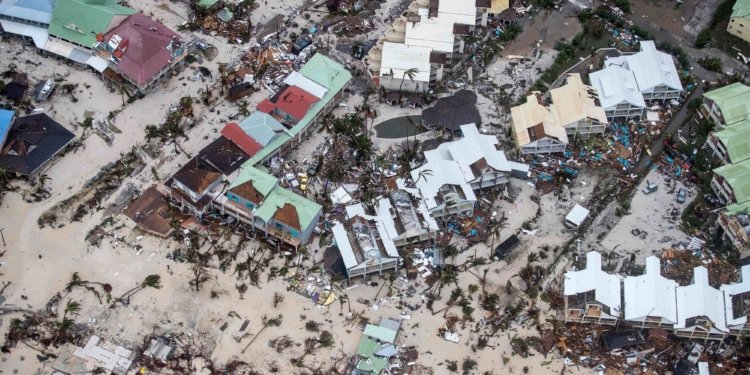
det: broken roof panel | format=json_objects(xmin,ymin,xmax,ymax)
[
  {"xmin": 720, "ymin": 265, "xmax": 750, "ymax": 328},
  {"xmin": 564, "ymin": 251, "xmax": 622, "ymax": 313},
  {"xmin": 623, "ymin": 256, "xmax": 678, "ymax": 324},
  {"xmin": 675, "ymin": 266, "xmax": 727, "ymax": 332}
]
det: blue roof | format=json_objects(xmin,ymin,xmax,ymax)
[
  {"xmin": 0, "ymin": 109, "xmax": 15, "ymax": 149},
  {"xmin": 237, "ymin": 112, "xmax": 286, "ymax": 147},
  {"xmin": 0, "ymin": 0, "xmax": 55, "ymax": 25}
]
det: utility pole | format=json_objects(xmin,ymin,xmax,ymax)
[{"xmin": 0, "ymin": 228, "xmax": 5, "ymax": 246}]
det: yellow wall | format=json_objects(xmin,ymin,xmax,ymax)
[{"xmin": 728, "ymin": 17, "xmax": 750, "ymax": 44}]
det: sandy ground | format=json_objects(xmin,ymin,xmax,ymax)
[{"xmin": 0, "ymin": 0, "xmax": 687, "ymax": 374}]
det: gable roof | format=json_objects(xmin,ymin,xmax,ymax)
[
  {"xmin": 0, "ymin": 113, "xmax": 75, "ymax": 176},
  {"xmin": 712, "ymin": 119, "xmax": 750, "ymax": 164},
  {"xmin": 171, "ymin": 137, "xmax": 248, "ymax": 194},
  {"xmin": 437, "ymin": 124, "xmax": 511, "ymax": 180},
  {"xmin": 624, "ymin": 41, "xmax": 683, "ymax": 93},
  {"xmin": 511, "ymin": 92, "xmax": 568, "ymax": 147},
  {"xmin": 221, "ymin": 122, "xmax": 264, "ymax": 156},
  {"xmin": 228, "ymin": 166, "xmax": 278, "ymax": 205},
  {"xmin": 675, "ymin": 266, "xmax": 727, "ymax": 332},
  {"xmin": 623, "ymin": 256, "xmax": 678, "ymax": 324},
  {"xmin": 589, "ymin": 65, "xmax": 646, "ymax": 110},
  {"xmin": 714, "ymin": 158, "xmax": 750, "ymax": 204},
  {"xmin": 0, "ymin": 0, "xmax": 55, "ymax": 24},
  {"xmin": 549, "ymin": 73, "xmax": 608, "ymax": 126},
  {"xmin": 732, "ymin": 0, "xmax": 750, "ymax": 19},
  {"xmin": 703, "ymin": 83, "xmax": 750, "ymax": 126},
  {"xmin": 563, "ymin": 251, "xmax": 623, "ymax": 313},
  {"xmin": 102, "ymin": 12, "xmax": 182, "ymax": 86},
  {"xmin": 48, "ymin": 0, "xmax": 136, "ymax": 47},
  {"xmin": 253, "ymin": 186, "xmax": 321, "ymax": 232},
  {"xmin": 363, "ymin": 324, "xmax": 397, "ymax": 344}
]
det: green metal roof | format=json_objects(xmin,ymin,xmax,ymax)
[
  {"xmin": 715, "ymin": 158, "xmax": 750, "ymax": 204},
  {"xmin": 356, "ymin": 338, "xmax": 382, "ymax": 357},
  {"xmin": 228, "ymin": 166, "xmax": 277, "ymax": 196},
  {"xmin": 48, "ymin": 0, "xmax": 136, "ymax": 47},
  {"xmin": 363, "ymin": 324, "xmax": 397, "ymax": 344},
  {"xmin": 732, "ymin": 0, "xmax": 750, "ymax": 19},
  {"xmin": 712, "ymin": 119, "xmax": 750, "ymax": 164},
  {"xmin": 237, "ymin": 112, "xmax": 287, "ymax": 147},
  {"xmin": 196, "ymin": 0, "xmax": 220, "ymax": 8},
  {"xmin": 357, "ymin": 356, "xmax": 388, "ymax": 374},
  {"xmin": 703, "ymin": 83, "xmax": 750, "ymax": 126},
  {"xmin": 253, "ymin": 186, "xmax": 322, "ymax": 231},
  {"xmin": 244, "ymin": 54, "xmax": 351, "ymax": 166},
  {"xmin": 726, "ymin": 199, "xmax": 750, "ymax": 215}
]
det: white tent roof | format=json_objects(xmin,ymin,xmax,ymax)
[
  {"xmin": 623, "ymin": 256, "xmax": 678, "ymax": 323},
  {"xmin": 720, "ymin": 265, "xmax": 750, "ymax": 329},
  {"xmin": 380, "ymin": 42, "xmax": 431, "ymax": 82},
  {"xmin": 625, "ymin": 40, "xmax": 683, "ymax": 93},
  {"xmin": 675, "ymin": 266, "xmax": 727, "ymax": 332},
  {"xmin": 589, "ymin": 65, "xmax": 646, "ymax": 110},
  {"xmin": 404, "ymin": 17, "xmax": 456, "ymax": 52},
  {"xmin": 283, "ymin": 71, "xmax": 328, "ymax": 99},
  {"xmin": 565, "ymin": 204, "xmax": 590, "ymax": 227},
  {"xmin": 564, "ymin": 251, "xmax": 622, "ymax": 313}
]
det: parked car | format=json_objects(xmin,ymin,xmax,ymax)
[
  {"xmin": 196, "ymin": 41, "xmax": 213, "ymax": 51},
  {"xmin": 677, "ymin": 188, "xmax": 686, "ymax": 203},
  {"xmin": 688, "ymin": 174, "xmax": 703, "ymax": 184},
  {"xmin": 703, "ymin": 193, "xmax": 725, "ymax": 207},
  {"xmin": 642, "ymin": 183, "xmax": 658, "ymax": 194},
  {"xmin": 299, "ymin": 175, "xmax": 309, "ymax": 191},
  {"xmin": 663, "ymin": 147, "xmax": 678, "ymax": 159},
  {"xmin": 308, "ymin": 159, "xmax": 320, "ymax": 176},
  {"xmin": 663, "ymin": 139, "xmax": 678, "ymax": 149}
]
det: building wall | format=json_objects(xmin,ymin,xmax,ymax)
[
  {"xmin": 710, "ymin": 174, "xmax": 736, "ymax": 204},
  {"xmin": 728, "ymin": 17, "xmax": 750, "ymax": 44},
  {"xmin": 605, "ymin": 101, "xmax": 645, "ymax": 119},
  {"xmin": 379, "ymin": 75, "xmax": 427, "ymax": 93},
  {"xmin": 642, "ymin": 84, "xmax": 681, "ymax": 102},
  {"xmin": 705, "ymin": 134, "xmax": 731, "ymax": 165},
  {"xmin": 266, "ymin": 207, "xmax": 321, "ymax": 245},
  {"xmin": 564, "ymin": 119, "xmax": 606, "ymax": 139},
  {"xmin": 272, "ymin": 108, "xmax": 301, "ymax": 124},
  {"xmin": 702, "ymin": 99, "xmax": 726, "ymax": 127},
  {"xmin": 0, "ymin": 14, "xmax": 49, "ymax": 28},
  {"xmin": 718, "ymin": 212, "xmax": 749, "ymax": 251},
  {"xmin": 520, "ymin": 137, "xmax": 567, "ymax": 155}
]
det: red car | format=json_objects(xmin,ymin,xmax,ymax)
[{"xmin": 663, "ymin": 139, "xmax": 678, "ymax": 149}]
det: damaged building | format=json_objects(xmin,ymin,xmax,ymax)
[{"xmin": 563, "ymin": 251, "xmax": 622, "ymax": 326}]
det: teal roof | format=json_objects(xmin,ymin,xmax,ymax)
[
  {"xmin": 196, "ymin": 0, "xmax": 220, "ymax": 8},
  {"xmin": 228, "ymin": 166, "xmax": 277, "ymax": 196},
  {"xmin": 253, "ymin": 186, "xmax": 322, "ymax": 231},
  {"xmin": 238, "ymin": 112, "xmax": 286, "ymax": 147},
  {"xmin": 703, "ymin": 83, "xmax": 750, "ymax": 126},
  {"xmin": 356, "ymin": 338, "xmax": 382, "ymax": 357},
  {"xmin": 357, "ymin": 356, "xmax": 388, "ymax": 374},
  {"xmin": 244, "ymin": 54, "xmax": 351, "ymax": 166},
  {"xmin": 715, "ymin": 158, "xmax": 750, "ymax": 204},
  {"xmin": 726, "ymin": 199, "xmax": 750, "ymax": 215},
  {"xmin": 363, "ymin": 324, "xmax": 397, "ymax": 344},
  {"xmin": 48, "ymin": 0, "xmax": 136, "ymax": 47},
  {"xmin": 732, "ymin": 0, "xmax": 750, "ymax": 19},
  {"xmin": 712, "ymin": 119, "xmax": 750, "ymax": 164}
]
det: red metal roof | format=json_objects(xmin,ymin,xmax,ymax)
[
  {"xmin": 104, "ymin": 12, "xmax": 183, "ymax": 87},
  {"xmin": 256, "ymin": 86, "xmax": 319, "ymax": 121},
  {"xmin": 221, "ymin": 122, "xmax": 263, "ymax": 156}
]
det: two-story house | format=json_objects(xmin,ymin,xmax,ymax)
[
  {"xmin": 701, "ymin": 82, "xmax": 750, "ymax": 128},
  {"xmin": 332, "ymin": 215, "xmax": 401, "ymax": 281},
  {"xmin": 563, "ymin": 251, "xmax": 622, "ymax": 326},
  {"xmin": 164, "ymin": 137, "xmax": 249, "ymax": 217},
  {"xmin": 0, "ymin": 0, "xmax": 54, "ymax": 49},
  {"xmin": 728, "ymin": 0, "xmax": 750, "ymax": 44},
  {"xmin": 221, "ymin": 112, "xmax": 289, "ymax": 157},
  {"xmin": 549, "ymin": 73, "xmax": 609, "ymax": 139},
  {"xmin": 705, "ymin": 119, "xmax": 750, "ymax": 166},
  {"xmin": 674, "ymin": 266, "xmax": 729, "ymax": 342},
  {"xmin": 604, "ymin": 40, "xmax": 683, "ymax": 102},
  {"xmin": 718, "ymin": 200, "xmax": 750, "ymax": 251},
  {"xmin": 589, "ymin": 65, "xmax": 647, "ymax": 120},
  {"xmin": 623, "ymin": 256, "xmax": 678, "ymax": 329},
  {"xmin": 511, "ymin": 92, "xmax": 569, "ymax": 155},
  {"xmin": 711, "ymin": 158, "xmax": 750, "ymax": 206}
]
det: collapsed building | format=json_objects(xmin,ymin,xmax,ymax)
[
  {"xmin": 510, "ymin": 73, "xmax": 608, "ymax": 155},
  {"xmin": 564, "ymin": 251, "xmax": 750, "ymax": 341},
  {"xmin": 364, "ymin": 0, "xmax": 501, "ymax": 91}
]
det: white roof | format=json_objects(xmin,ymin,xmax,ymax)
[
  {"xmin": 589, "ymin": 65, "xmax": 646, "ymax": 110},
  {"xmin": 331, "ymin": 186, "xmax": 352, "ymax": 205},
  {"xmin": 623, "ymin": 256, "xmax": 678, "ymax": 324},
  {"xmin": 720, "ymin": 265, "xmax": 750, "ymax": 329},
  {"xmin": 342, "ymin": 202, "xmax": 402, "ymax": 259},
  {"xmin": 380, "ymin": 42, "xmax": 431, "ymax": 83},
  {"xmin": 404, "ymin": 17, "xmax": 456, "ymax": 52},
  {"xmin": 625, "ymin": 40, "xmax": 683, "ymax": 93},
  {"xmin": 565, "ymin": 204, "xmax": 590, "ymax": 226},
  {"xmin": 0, "ymin": 19, "xmax": 48, "ymax": 48},
  {"xmin": 438, "ymin": 124, "xmax": 511, "ymax": 180},
  {"xmin": 437, "ymin": 0, "xmax": 477, "ymax": 25},
  {"xmin": 564, "ymin": 251, "xmax": 622, "ymax": 313},
  {"xmin": 332, "ymin": 223, "xmax": 359, "ymax": 269},
  {"xmin": 283, "ymin": 71, "xmax": 328, "ymax": 99},
  {"xmin": 86, "ymin": 55, "xmax": 108, "ymax": 73},
  {"xmin": 675, "ymin": 266, "xmax": 727, "ymax": 332}
]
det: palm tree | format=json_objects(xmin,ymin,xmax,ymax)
[
  {"xmin": 488, "ymin": 214, "xmax": 509, "ymax": 258},
  {"xmin": 110, "ymin": 275, "xmax": 161, "ymax": 308},
  {"xmin": 410, "ymin": 169, "xmax": 433, "ymax": 188},
  {"xmin": 241, "ymin": 314, "xmax": 283, "ymax": 353},
  {"xmin": 398, "ymin": 68, "xmax": 418, "ymax": 94},
  {"xmin": 36, "ymin": 173, "xmax": 51, "ymax": 190}
]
